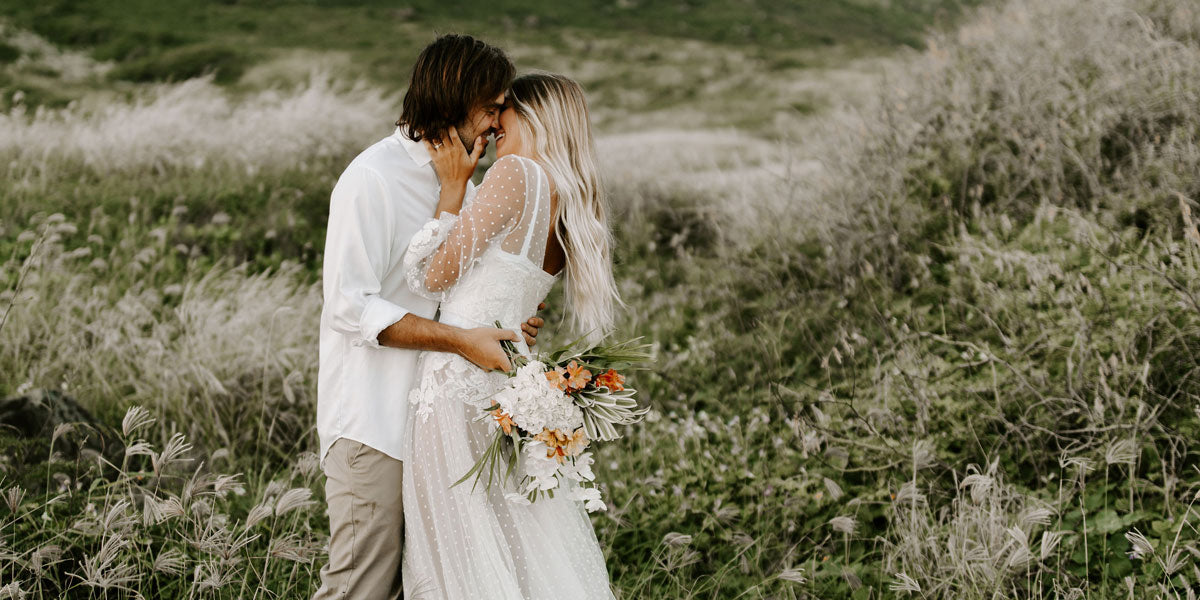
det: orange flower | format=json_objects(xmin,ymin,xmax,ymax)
[
  {"xmin": 564, "ymin": 427, "xmax": 589, "ymax": 456},
  {"xmin": 546, "ymin": 366, "xmax": 570, "ymax": 391},
  {"xmin": 593, "ymin": 369, "xmax": 625, "ymax": 392},
  {"xmin": 534, "ymin": 428, "xmax": 570, "ymax": 464},
  {"xmin": 564, "ymin": 361, "xmax": 592, "ymax": 392},
  {"xmin": 491, "ymin": 409, "xmax": 514, "ymax": 435}
]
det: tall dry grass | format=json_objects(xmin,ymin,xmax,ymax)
[
  {"xmin": 0, "ymin": 212, "xmax": 321, "ymax": 459},
  {"xmin": 0, "ymin": 72, "xmax": 394, "ymax": 184}
]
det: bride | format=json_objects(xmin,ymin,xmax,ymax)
[{"xmin": 400, "ymin": 72, "xmax": 620, "ymax": 599}]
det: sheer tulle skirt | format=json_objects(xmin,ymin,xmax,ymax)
[{"xmin": 401, "ymin": 346, "xmax": 615, "ymax": 600}]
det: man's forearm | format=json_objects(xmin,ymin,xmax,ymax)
[{"xmin": 377, "ymin": 313, "xmax": 463, "ymax": 354}]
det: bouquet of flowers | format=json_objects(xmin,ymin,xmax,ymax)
[{"xmin": 454, "ymin": 323, "xmax": 653, "ymax": 512}]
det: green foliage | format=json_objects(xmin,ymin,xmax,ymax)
[{"xmin": 109, "ymin": 44, "xmax": 249, "ymax": 84}]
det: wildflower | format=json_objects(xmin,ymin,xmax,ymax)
[{"xmin": 593, "ymin": 369, "xmax": 625, "ymax": 391}]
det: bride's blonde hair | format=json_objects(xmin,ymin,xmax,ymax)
[{"xmin": 508, "ymin": 73, "xmax": 620, "ymax": 341}]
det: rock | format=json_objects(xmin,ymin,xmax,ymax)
[{"xmin": 0, "ymin": 389, "xmax": 123, "ymax": 466}]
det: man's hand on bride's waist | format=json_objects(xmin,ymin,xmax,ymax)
[
  {"xmin": 454, "ymin": 326, "xmax": 519, "ymax": 372},
  {"xmin": 522, "ymin": 302, "xmax": 547, "ymax": 347}
]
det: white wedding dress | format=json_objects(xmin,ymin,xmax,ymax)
[{"xmin": 400, "ymin": 154, "xmax": 616, "ymax": 600}]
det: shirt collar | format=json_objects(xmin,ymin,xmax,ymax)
[{"xmin": 394, "ymin": 127, "xmax": 432, "ymax": 167}]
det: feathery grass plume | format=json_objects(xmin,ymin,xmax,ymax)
[
  {"xmin": 152, "ymin": 548, "xmax": 187, "ymax": 576},
  {"xmin": 141, "ymin": 493, "xmax": 166, "ymax": 526},
  {"xmin": 244, "ymin": 502, "xmax": 274, "ymax": 529},
  {"xmin": 829, "ymin": 516, "xmax": 858, "ymax": 535},
  {"xmin": 1104, "ymin": 438, "xmax": 1139, "ymax": 466},
  {"xmin": 662, "ymin": 532, "xmax": 693, "ymax": 548},
  {"xmin": 50, "ymin": 422, "xmax": 74, "ymax": 446},
  {"xmin": 1004, "ymin": 526, "xmax": 1034, "ymax": 570},
  {"xmin": 121, "ymin": 405, "xmax": 155, "ymax": 438},
  {"xmin": 268, "ymin": 532, "xmax": 317, "ymax": 562},
  {"xmin": 99, "ymin": 499, "xmax": 137, "ymax": 535},
  {"xmin": 890, "ymin": 572, "xmax": 922, "ymax": 593},
  {"xmin": 1125, "ymin": 530, "xmax": 1154, "ymax": 560},
  {"xmin": 0, "ymin": 582, "xmax": 25, "ymax": 600},
  {"xmin": 273, "ymin": 487, "xmax": 315, "ymax": 517},
  {"xmin": 1018, "ymin": 505, "xmax": 1055, "ymax": 529},
  {"xmin": 124, "ymin": 440, "xmax": 154, "ymax": 460},
  {"xmin": 192, "ymin": 559, "xmax": 235, "ymax": 591},
  {"xmin": 212, "ymin": 474, "xmax": 246, "ymax": 497},
  {"xmin": 823, "ymin": 477, "xmax": 845, "ymax": 501},
  {"xmin": 293, "ymin": 452, "xmax": 321, "ymax": 479},
  {"xmin": 28, "ymin": 544, "xmax": 62, "ymax": 574},
  {"xmin": 3, "ymin": 486, "xmax": 24, "ymax": 513},
  {"xmin": 75, "ymin": 534, "xmax": 138, "ymax": 592},
  {"xmin": 777, "ymin": 567, "xmax": 806, "ymax": 584},
  {"xmin": 959, "ymin": 472, "xmax": 995, "ymax": 505},
  {"xmin": 152, "ymin": 432, "xmax": 193, "ymax": 475},
  {"xmin": 1040, "ymin": 531, "xmax": 1068, "ymax": 561},
  {"xmin": 894, "ymin": 481, "xmax": 927, "ymax": 506}
]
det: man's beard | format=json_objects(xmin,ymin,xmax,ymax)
[{"xmin": 460, "ymin": 129, "xmax": 489, "ymax": 154}]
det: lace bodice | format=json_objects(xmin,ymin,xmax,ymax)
[{"xmin": 404, "ymin": 154, "xmax": 557, "ymax": 330}]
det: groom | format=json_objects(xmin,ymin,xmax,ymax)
[{"xmin": 313, "ymin": 35, "xmax": 540, "ymax": 599}]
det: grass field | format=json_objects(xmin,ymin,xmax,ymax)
[{"xmin": 2, "ymin": 0, "xmax": 1200, "ymax": 597}]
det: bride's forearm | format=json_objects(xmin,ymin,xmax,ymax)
[{"xmin": 434, "ymin": 181, "xmax": 468, "ymax": 216}]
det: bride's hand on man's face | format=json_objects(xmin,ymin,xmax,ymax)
[{"xmin": 426, "ymin": 125, "xmax": 484, "ymax": 189}]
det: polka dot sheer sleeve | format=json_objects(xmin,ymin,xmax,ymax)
[{"xmin": 404, "ymin": 155, "xmax": 533, "ymax": 301}]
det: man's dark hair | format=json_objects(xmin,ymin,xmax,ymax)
[{"xmin": 397, "ymin": 34, "xmax": 515, "ymax": 142}]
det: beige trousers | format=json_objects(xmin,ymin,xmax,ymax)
[{"xmin": 313, "ymin": 438, "xmax": 405, "ymax": 600}]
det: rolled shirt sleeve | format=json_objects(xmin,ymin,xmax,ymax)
[{"xmin": 322, "ymin": 164, "xmax": 412, "ymax": 348}]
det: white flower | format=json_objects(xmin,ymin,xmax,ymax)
[
  {"xmin": 573, "ymin": 486, "xmax": 606, "ymax": 512},
  {"xmin": 563, "ymin": 452, "xmax": 596, "ymax": 482},
  {"xmin": 523, "ymin": 442, "xmax": 560, "ymax": 491},
  {"xmin": 502, "ymin": 362, "xmax": 583, "ymax": 434}
]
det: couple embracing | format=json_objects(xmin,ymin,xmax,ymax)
[{"xmin": 313, "ymin": 34, "xmax": 620, "ymax": 599}]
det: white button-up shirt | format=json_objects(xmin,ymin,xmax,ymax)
[{"xmin": 317, "ymin": 127, "xmax": 476, "ymax": 465}]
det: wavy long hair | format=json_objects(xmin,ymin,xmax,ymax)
[{"xmin": 508, "ymin": 73, "xmax": 620, "ymax": 341}]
